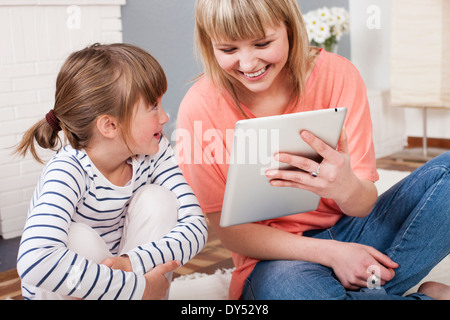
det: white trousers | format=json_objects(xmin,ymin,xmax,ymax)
[{"xmin": 37, "ymin": 185, "xmax": 178, "ymax": 300}]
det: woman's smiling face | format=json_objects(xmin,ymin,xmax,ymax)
[{"xmin": 212, "ymin": 23, "xmax": 290, "ymax": 96}]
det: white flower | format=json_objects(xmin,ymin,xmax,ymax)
[
  {"xmin": 303, "ymin": 6, "xmax": 350, "ymax": 46},
  {"xmin": 310, "ymin": 22, "xmax": 331, "ymax": 44},
  {"xmin": 331, "ymin": 7, "xmax": 350, "ymax": 33},
  {"xmin": 331, "ymin": 7, "xmax": 349, "ymax": 23},
  {"xmin": 316, "ymin": 7, "xmax": 331, "ymax": 22}
]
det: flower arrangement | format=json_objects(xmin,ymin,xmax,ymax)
[{"xmin": 303, "ymin": 7, "xmax": 350, "ymax": 53}]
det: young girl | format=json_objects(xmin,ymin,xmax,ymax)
[
  {"xmin": 15, "ymin": 43, "xmax": 207, "ymax": 300},
  {"xmin": 176, "ymin": 0, "xmax": 450, "ymax": 300}
]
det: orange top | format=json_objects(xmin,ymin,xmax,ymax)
[{"xmin": 176, "ymin": 49, "xmax": 378, "ymax": 299}]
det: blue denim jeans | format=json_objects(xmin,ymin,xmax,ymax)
[{"xmin": 242, "ymin": 151, "xmax": 450, "ymax": 300}]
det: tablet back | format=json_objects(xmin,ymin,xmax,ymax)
[{"xmin": 220, "ymin": 107, "xmax": 347, "ymax": 227}]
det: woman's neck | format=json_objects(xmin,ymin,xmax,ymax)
[{"xmin": 238, "ymin": 69, "xmax": 295, "ymax": 117}]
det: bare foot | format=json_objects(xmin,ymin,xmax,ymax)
[{"xmin": 418, "ymin": 281, "xmax": 450, "ymax": 300}]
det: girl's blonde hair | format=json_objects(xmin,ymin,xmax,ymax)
[
  {"xmin": 194, "ymin": 0, "xmax": 310, "ymax": 116},
  {"xmin": 15, "ymin": 43, "xmax": 167, "ymax": 163}
]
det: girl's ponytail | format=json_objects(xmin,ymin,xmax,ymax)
[{"xmin": 14, "ymin": 110, "xmax": 62, "ymax": 163}]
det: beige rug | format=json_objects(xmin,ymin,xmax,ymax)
[{"xmin": 169, "ymin": 169, "xmax": 450, "ymax": 300}]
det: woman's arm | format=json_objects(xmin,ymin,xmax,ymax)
[
  {"xmin": 207, "ymin": 211, "xmax": 333, "ymax": 263},
  {"xmin": 206, "ymin": 129, "xmax": 391, "ymax": 290},
  {"xmin": 208, "ymin": 210, "xmax": 397, "ymax": 289}
]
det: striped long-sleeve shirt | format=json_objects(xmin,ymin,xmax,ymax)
[{"xmin": 17, "ymin": 136, "xmax": 207, "ymax": 300}]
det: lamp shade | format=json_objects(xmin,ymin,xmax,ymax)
[{"xmin": 390, "ymin": 0, "xmax": 450, "ymax": 108}]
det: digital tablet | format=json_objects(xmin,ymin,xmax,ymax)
[{"xmin": 220, "ymin": 107, "xmax": 347, "ymax": 227}]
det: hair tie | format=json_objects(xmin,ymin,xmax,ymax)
[{"xmin": 45, "ymin": 109, "xmax": 61, "ymax": 132}]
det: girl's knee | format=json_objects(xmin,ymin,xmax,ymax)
[
  {"xmin": 119, "ymin": 185, "xmax": 179, "ymax": 253},
  {"xmin": 134, "ymin": 184, "xmax": 177, "ymax": 199},
  {"xmin": 129, "ymin": 185, "xmax": 179, "ymax": 219},
  {"xmin": 67, "ymin": 222, "xmax": 113, "ymax": 263}
]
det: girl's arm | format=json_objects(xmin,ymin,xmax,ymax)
[
  {"xmin": 124, "ymin": 137, "xmax": 208, "ymax": 274},
  {"xmin": 17, "ymin": 154, "xmax": 146, "ymax": 299}
]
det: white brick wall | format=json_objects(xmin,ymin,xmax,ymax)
[{"xmin": 0, "ymin": 0, "xmax": 125, "ymax": 239}]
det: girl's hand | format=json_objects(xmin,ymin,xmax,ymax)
[
  {"xmin": 142, "ymin": 260, "xmax": 181, "ymax": 300},
  {"xmin": 327, "ymin": 241, "xmax": 398, "ymax": 290},
  {"xmin": 101, "ymin": 255, "xmax": 133, "ymax": 272},
  {"xmin": 102, "ymin": 256, "xmax": 181, "ymax": 299}
]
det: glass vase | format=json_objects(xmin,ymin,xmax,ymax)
[{"xmin": 311, "ymin": 37, "xmax": 339, "ymax": 54}]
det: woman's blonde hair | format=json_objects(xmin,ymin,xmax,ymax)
[
  {"xmin": 194, "ymin": 0, "xmax": 310, "ymax": 116},
  {"xmin": 15, "ymin": 43, "xmax": 167, "ymax": 163}
]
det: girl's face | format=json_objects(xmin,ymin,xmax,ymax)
[
  {"xmin": 212, "ymin": 23, "xmax": 290, "ymax": 96},
  {"xmin": 128, "ymin": 96, "xmax": 168, "ymax": 155}
]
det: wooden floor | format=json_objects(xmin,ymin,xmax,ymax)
[{"xmin": 0, "ymin": 155, "xmax": 425, "ymax": 300}]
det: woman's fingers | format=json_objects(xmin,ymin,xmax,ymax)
[{"xmin": 274, "ymin": 152, "xmax": 319, "ymax": 175}]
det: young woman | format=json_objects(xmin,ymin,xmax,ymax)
[
  {"xmin": 176, "ymin": 0, "xmax": 450, "ymax": 300},
  {"xmin": 15, "ymin": 43, "xmax": 207, "ymax": 300}
]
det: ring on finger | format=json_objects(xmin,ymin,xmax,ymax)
[
  {"xmin": 369, "ymin": 274, "xmax": 380, "ymax": 286},
  {"xmin": 311, "ymin": 164, "xmax": 321, "ymax": 178}
]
